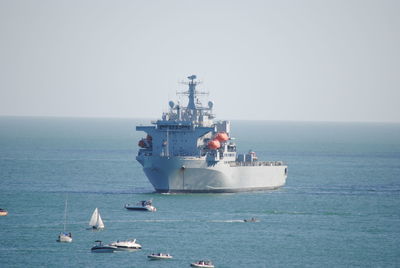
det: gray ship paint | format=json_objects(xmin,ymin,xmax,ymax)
[{"xmin": 136, "ymin": 75, "xmax": 287, "ymax": 193}]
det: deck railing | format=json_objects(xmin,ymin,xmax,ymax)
[{"xmin": 229, "ymin": 161, "xmax": 285, "ymax": 167}]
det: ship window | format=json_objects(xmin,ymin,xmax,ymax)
[{"xmin": 285, "ymin": 168, "xmax": 288, "ymax": 175}]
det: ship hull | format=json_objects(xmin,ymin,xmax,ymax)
[{"xmin": 138, "ymin": 156, "xmax": 287, "ymax": 193}]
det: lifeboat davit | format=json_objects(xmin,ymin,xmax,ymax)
[
  {"xmin": 215, "ymin": 132, "xmax": 229, "ymax": 142},
  {"xmin": 208, "ymin": 139, "xmax": 221, "ymax": 149}
]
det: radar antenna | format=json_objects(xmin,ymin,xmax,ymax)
[
  {"xmin": 177, "ymin": 75, "xmax": 209, "ymax": 110},
  {"xmin": 187, "ymin": 75, "xmax": 197, "ymax": 81}
]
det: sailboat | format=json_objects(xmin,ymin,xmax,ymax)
[
  {"xmin": 89, "ymin": 208, "xmax": 105, "ymax": 230},
  {"xmin": 57, "ymin": 195, "xmax": 72, "ymax": 243}
]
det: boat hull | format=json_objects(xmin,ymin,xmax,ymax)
[
  {"xmin": 114, "ymin": 247, "xmax": 141, "ymax": 251},
  {"xmin": 138, "ymin": 156, "xmax": 287, "ymax": 193},
  {"xmin": 125, "ymin": 207, "xmax": 148, "ymax": 211},
  {"xmin": 0, "ymin": 210, "xmax": 8, "ymax": 216},
  {"xmin": 109, "ymin": 240, "xmax": 142, "ymax": 251},
  {"xmin": 191, "ymin": 263, "xmax": 214, "ymax": 268},
  {"xmin": 124, "ymin": 206, "xmax": 156, "ymax": 212},
  {"xmin": 91, "ymin": 246, "xmax": 116, "ymax": 253},
  {"xmin": 148, "ymin": 255, "xmax": 173, "ymax": 260},
  {"xmin": 57, "ymin": 234, "xmax": 72, "ymax": 243},
  {"xmin": 90, "ymin": 226, "xmax": 104, "ymax": 230}
]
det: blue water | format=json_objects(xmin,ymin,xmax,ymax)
[{"xmin": 0, "ymin": 117, "xmax": 399, "ymax": 267}]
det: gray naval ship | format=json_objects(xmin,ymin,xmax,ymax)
[{"xmin": 136, "ymin": 75, "xmax": 287, "ymax": 193}]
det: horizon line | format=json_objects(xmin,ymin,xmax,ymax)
[{"xmin": 0, "ymin": 114, "xmax": 399, "ymax": 124}]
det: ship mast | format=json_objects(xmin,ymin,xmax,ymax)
[
  {"xmin": 187, "ymin": 75, "xmax": 197, "ymax": 110},
  {"xmin": 179, "ymin": 75, "xmax": 208, "ymax": 112}
]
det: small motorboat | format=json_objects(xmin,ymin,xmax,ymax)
[
  {"xmin": 57, "ymin": 232, "xmax": 72, "ymax": 243},
  {"xmin": 190, "ymin": 260, "xmax": 215, "ymax": 268},
  {"xmin": 148, "ymin": 253, "xmax": 173, "ymax": 260},
  {"xmin": 91, "ymin": 240, "xmax": 117, "ymax": 253},
  {"xmin": 0, "ymin": 208, "xmax": 8, "ymax": 216},
  {"xmin": 243, "ymin": 217, "xmax": 260, "ymax": 222},
  {"xmin": 109, "ymin": 239, "xmax": 142, "ymax": 251},
  {"xmin": 125, "ymin": 200, "xmax": 156, "ymax": 212}
]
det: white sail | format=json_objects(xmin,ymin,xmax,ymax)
[
  {"xmin": 89, "ymin": 208, "xmax": 98, "ymax": 226},
  {"xmin": 89, "ymin": 208, "xmax": 104, "ymax": 229},
  {"xmin": 97, "ymin": 213, "xmax": 105, "ymax": 229}
]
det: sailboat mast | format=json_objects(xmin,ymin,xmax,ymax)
[{"xmin": 64, "ymin": 195, "xmax": 68, "ymax": 232}]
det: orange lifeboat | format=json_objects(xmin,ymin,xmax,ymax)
[
  {"xmin": 208, "ymin": 139, "xmax": 221, "ymax": 149},
  {"xmin": 215, "ymin": 132, "xmax": 229, "ymax": 142},
  {"xmin": 138, "ymin": 139, "xmax": 147, "ymax": 148}
]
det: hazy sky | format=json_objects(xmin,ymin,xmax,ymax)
[{"xmin": 0, "ymin": 0, "xmax": 399, "ymax": 122}]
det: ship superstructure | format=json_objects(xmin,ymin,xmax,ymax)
[{"xmin": 136, "ymin": 75, "xmax": 287, "ymax": 193}]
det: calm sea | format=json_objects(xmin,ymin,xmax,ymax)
[{"xmin": 0, "ymin": 117, "xmax": 399, "ymax": 267}]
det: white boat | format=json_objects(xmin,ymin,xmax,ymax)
[
  {"xmin": 148, "ymin": 253, "xmax": 173, "ymax": 260},
  {"xmin": 91, "ymin": 240, "xmax": 117, "ymax": 253},
  {"xmin": 190, "ymin": 260, "xmax": 215, "ymax": 268},
  {"xmin": 57, "ymin": 232, "xmax": 72, "ymax": 243},
  {"xmin": 89, "ymin": 208, "xmax": 105, "ymax": 229},
  {"xmin": 57, "ymin": 195, "xmax": 72, "ymax": 243},
  {"xmin": 0, "ymin": 208, "xmax": 8, "ymax": 216},
  {"xmin": 124, "ymin": 200, "xmax": 156, "ymax": 212},
  {"xmin": 109, "ymin": 239, "xmax": 142, "ymax": 251}
]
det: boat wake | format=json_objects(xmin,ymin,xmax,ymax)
[
  {"xmin": 109, "ymin": 219, "xmax": 185, "ymax": 223},
  {"xmin": 209, "ymin": 220, "xmax": 247, "ymax": 223}
]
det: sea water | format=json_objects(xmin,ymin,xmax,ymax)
[{"xmin": 0, "ymin": 117, "xmax": 399, "ymax": 267}]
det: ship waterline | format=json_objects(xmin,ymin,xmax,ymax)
[
  {"xmin": 136, "ymin": 75, "xmax": 287, "ymax": 193},
  {"xmin": 141, "ymin": 156, "xmax": 287, "ymax": 193}
]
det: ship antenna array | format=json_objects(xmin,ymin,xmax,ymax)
[
  {"xmin": 177, "ymin": 80, "xmax": 209, "ymax": 97},
  {"xmin": 176, "ymin": 89, "xmax": 209, "ymax": 96},
  {"xmin": 176, "ymin": 75, "xmax": 210, "ymax": 110}
]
